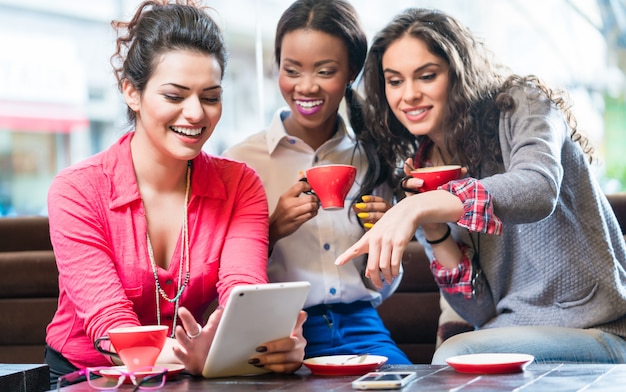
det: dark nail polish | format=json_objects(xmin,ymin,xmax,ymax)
[
  {"xmin": 255, "ymin": 346, "xmax": 268, "ymax": 353},
  {"xmin": 248, "ymin": 358, "xmax": 260, "ymax": 365}
]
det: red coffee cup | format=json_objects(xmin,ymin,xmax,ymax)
[
  {"xmin": 94, "ymin": 325, "xmax": 168, "ymax": 371},
  {"xmin": 410, "ymin": 165, "xmax": 462, "ymax": 192},
  {"xmin": 305, "ymin": 164, "xmax": 357, "ymax": 210}
]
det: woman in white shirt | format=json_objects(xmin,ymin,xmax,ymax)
[{"xmin": 223, "ymin": 0, "xmax": 410, "ymax": 364}]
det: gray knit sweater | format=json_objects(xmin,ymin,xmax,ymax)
[{"xmin": 420, "ymin": 85, "xmax": 626, "ymax": 338}]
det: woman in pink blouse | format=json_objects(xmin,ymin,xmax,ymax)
[{"xmin": 44, "ymin": 0, "xmax": 306, "ymax": 387}]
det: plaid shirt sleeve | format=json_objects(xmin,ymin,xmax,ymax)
[
  {"xmin": 440, "ymin": 177, "xmax": 502, "ymax": 235},
  {"xmin": 429, "ymin": 177, "xmax": 502, "ymax": 298},
  {"xmin": 431, "ymin": 244, "xmax": 474, "ymax": 298}
]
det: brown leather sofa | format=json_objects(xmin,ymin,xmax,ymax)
[
  {"xmin": 1, "ymin": 194, "xmax": 626, "ymax": 365},
  {"xmin": 0, "ymin": 216, "xmax": 56, "ymax": 364}
]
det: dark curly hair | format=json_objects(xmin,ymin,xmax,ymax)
[
  {"xmin": 357, "ymin": 8, "xmax": 595, "ymax": 197},
  {"xmin": 110, "ymin": 0, "xmax": 227, "ymax": 124}
]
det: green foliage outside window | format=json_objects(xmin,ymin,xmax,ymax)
[{"xmin": 603, "ymin": 94, "xmax": 626, "ymax": 192}]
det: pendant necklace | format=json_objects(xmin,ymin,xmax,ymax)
[{"xmin": 146, "ymin": 160, "xmax": 191, "ymax": 338}]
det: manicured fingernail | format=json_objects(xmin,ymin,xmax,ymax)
[
  {"xmin": 364, "ymin": 223, "xmax": 374, "ymax": 229},
  {"xmin": 355, "ymin": 203, "xmax": 367, "ymax": 209},
  {"xmin": 357, "ymin": 212, "xmax": 369, "ymax": 219},
  {"xmin": 361, "ymin": 195, "xmax": 372, "ymax": 202},
  {"xmin": 248, "ymin": 358, "xmax": 260, "ymax": 365},
  {"xmin": 255, "ymin": 346, "xmax": 267, "ymax": 353}
]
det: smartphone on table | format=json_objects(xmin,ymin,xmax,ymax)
[{"xmin": 352, "ymin": 371, "xmax": 417, "ymax": 390}]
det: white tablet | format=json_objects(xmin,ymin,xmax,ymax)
[{"xmin": 201, "ymin": 281, "xmax": 311, "ymax": 378}]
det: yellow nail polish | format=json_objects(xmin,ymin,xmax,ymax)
[
  {"xmin": 362, "ymin": 195, "xmax": 372, "ymax": 202},
  {"xmin": 364, "ymin": 222, "xmax": 374, "ymax": 229},
  {"xmin": 355, "ymin": 203, "xmax": 367, "ymax": 209},
  {"xmin": 357, "ymin": 212, "xmax": 369, "ymax": 219}
]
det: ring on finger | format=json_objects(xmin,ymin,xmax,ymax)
[{"xmin": 186, "ymin": 322, "xmax": 202, "ymax": 339}]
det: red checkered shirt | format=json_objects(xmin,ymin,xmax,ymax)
[
  {"xmin": 429, "ymin": 178, "xmax": 502, "ymax": 298},
  {"xmin": 414, "ymin": 143, "xmax": 502, "ymax": 298}
]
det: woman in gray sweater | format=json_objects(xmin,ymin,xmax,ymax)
[{"xmin": 336, "ymin": 8, "xmax": 626, "ymax": 364}]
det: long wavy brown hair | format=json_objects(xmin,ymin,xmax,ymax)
[{"xmin": 356, "ymin": 8, "xmax": 595, "ymax": 197}]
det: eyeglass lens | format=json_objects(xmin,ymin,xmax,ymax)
[
  {"xmin": 86, "ymin": 366, "xmax": 166, "ymax": 390},
  {"xmin": 86, "ymin": 368, "xmax": 125, "ymax": 389}
]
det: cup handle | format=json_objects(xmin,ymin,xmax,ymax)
[
  {"xmin": 399, "ymin": 175, "xmax": 420, "ymax": 194},
  {"xmin": 298, "ymin": 177, "xmax": 316, "ymax": 196},
  {"xmin": 94, "ymin": 336, "xmax": 120, "ymax": 358}
]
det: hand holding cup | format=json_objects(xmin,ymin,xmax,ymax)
[
  {"xmin": 305, "ymin": 164, "xmax": 356, "ymax": 210},
  {"xmin": 403, "ymin": 164, "xmax": 462, "ymax": 193}
]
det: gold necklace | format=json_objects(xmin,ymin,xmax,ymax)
[{"xmin": 146, "ymin": 160, "xmax": 191, "ymax": 338}]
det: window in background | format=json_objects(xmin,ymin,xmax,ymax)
[
  {"xmin": 0, "ymin": 0, "xmax": 624, "ymax": 217},
  {"xmin": 0, "ymin": 130, "xmax": 67, "ymax": 216},
  {"xmin": 603, "ymin": 94, "xmax": 626, "ymax": 193}
]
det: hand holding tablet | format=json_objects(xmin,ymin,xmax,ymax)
[{"xmin": 201, "ymin": 281, "xmax": 310, "ymax": 378}]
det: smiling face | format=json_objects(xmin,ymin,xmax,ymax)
[
  {"xmin": 382, "ymin": 34, "xmax": 450, "ymax": 140},
  {"xmin": 124, "ymin": 49, "xmax": 223, "ymax": 163},
  {"xmin": 278, "ymin": 29, "xmax": 351, "ymax": 142}
]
